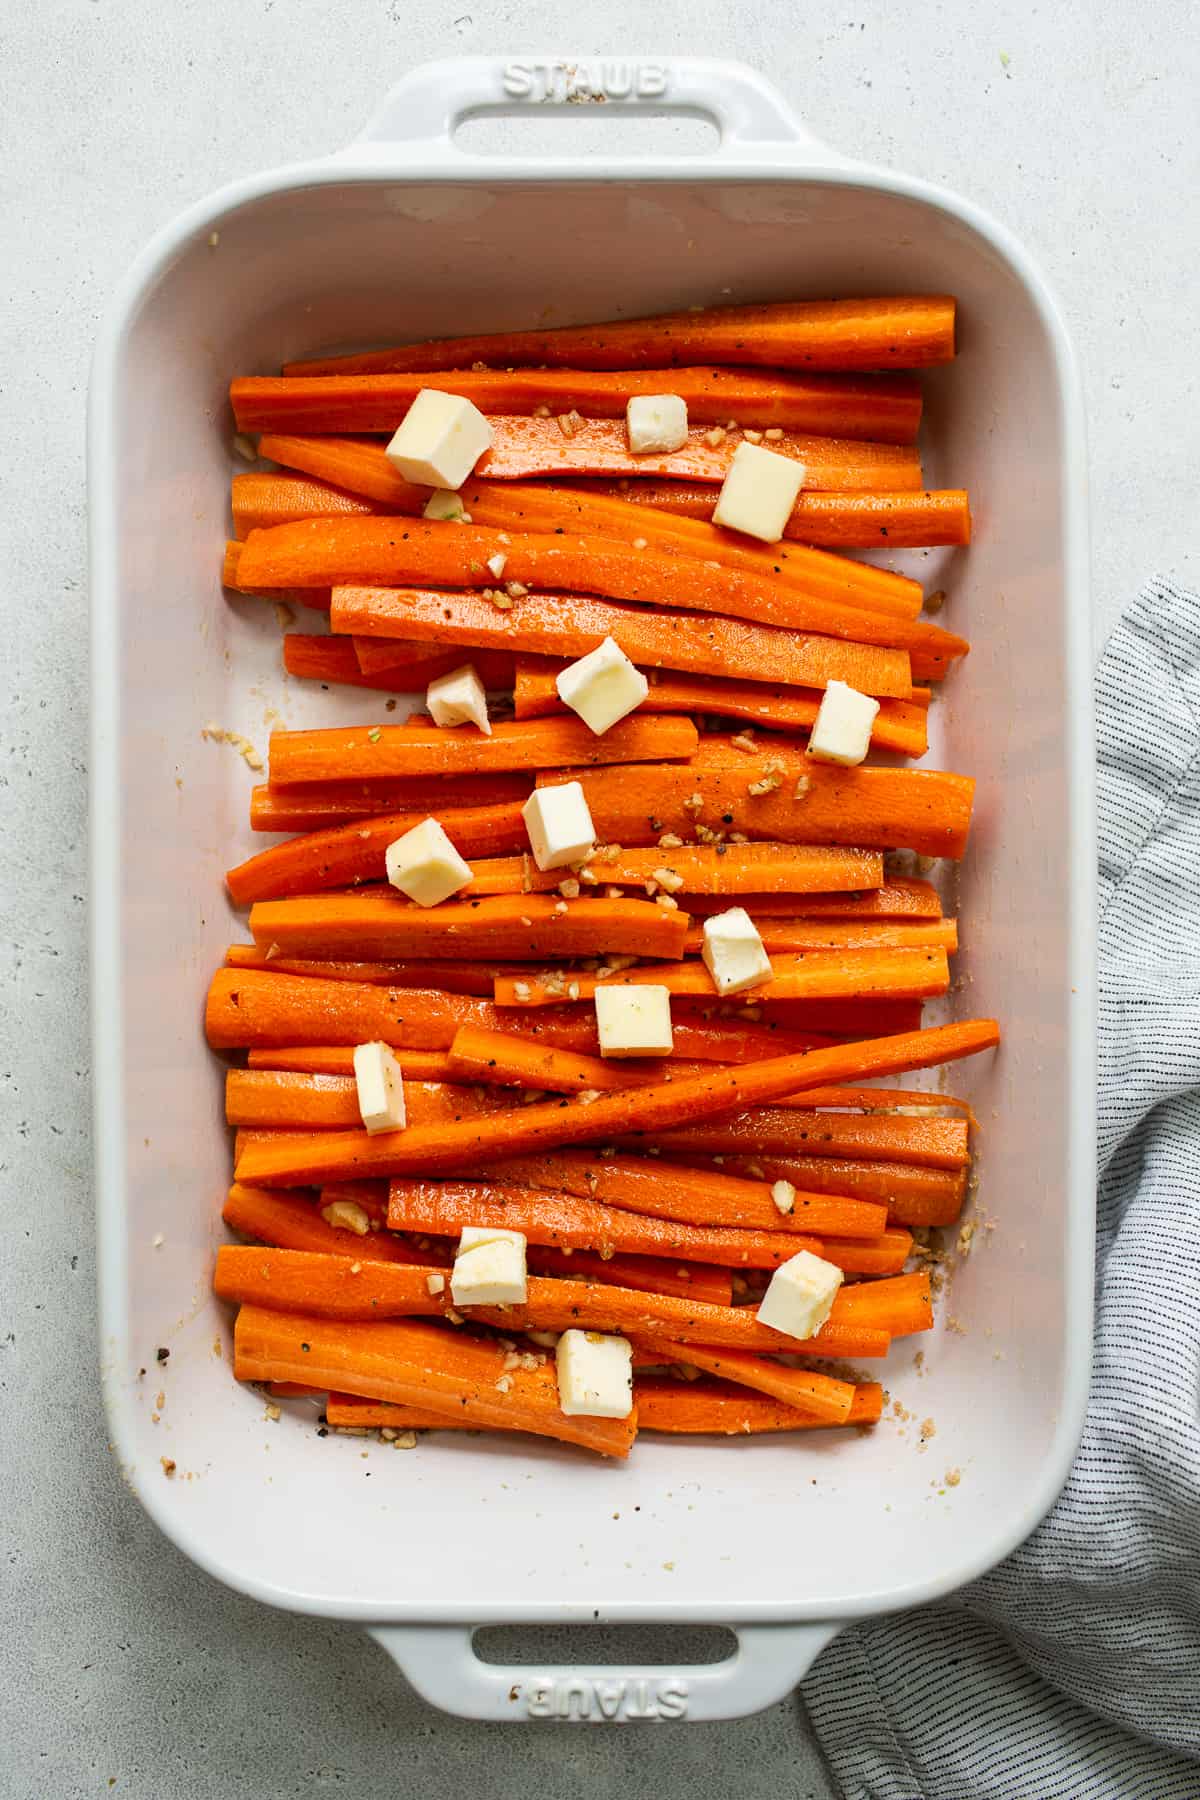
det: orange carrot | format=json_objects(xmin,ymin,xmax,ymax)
[
  {"xmin": 633, "ymin": 1338, "xmax": 855, "ymax": 1422},
  {"xmin": 384, "ymin": 1177, "xmax": 822, "ymax": 1269},
  {"xmin": 836, "ymin": 1270, "xmax": 933, "ymax": 1337},
  {"xmin": 226, "ymin": 802, "xmax": 527, "ymax": 905},
  {"xmin": 494, "ymin": 947, "xmax": 951, "ymax": 1008},
  {"xmin": 232, "ymin": 1304, "xmax": 636, "ymax": 1456},
  {"xmin": 680, "ymin": 919, "xmax": 958, "ymax": 954},
  {"xmin": 635, "ymin": 1375, "xmax": 884, "ymax": 1434},
  {"xmin": 247, "ymin": 1044, "xmax": 457, "ymax": 1079},
  {"xmin": 467, "ymin": 843, "xmax": 884, "ymax": 900},
  {"xmin": 558, "ymin": 753, "xmax": 976, "ymax": 859},
  {"xmin": 282, "ymin": 632, "xmax": 515, "ymax": 694},
  {"xmin": 483, "ymin": 1149, "xmax": 889, "ymax": 1239},
  {"xmin": 573, "ymin": 478, "xmax": 972, "ymax": 549},
  {"xmin": 639, "ymin": 1109, "xmax": 971, "ymax": 1170},
  {"xmin": 233, "ymin": 471, "xmax": 376, "ymax": 536},
  {"xmin": 513, "ymin": 659, "xmax": 930, "ymax": 756},
  {"xmin": 224, "ymin": 1069, "xmax": 518, "ymax": 1132},
  {"xmin": 232, "ymin": 1018, "xmax": 1000, "ymax": 1188},
  {"xmin": 247, "ymin": 891, "xmax": 691, "ymax": 963},
  {"xmin": 683, "ymin": 879, "xmax": 942, "ymax": 920},
  {"xmin": 334, "ymin": 583, "xmax": 914, "ymax": 700},
  {"xmin": 324, "ymin": 1395, "xmax": 486, "ymax": 1430},
  {"xmin": 222, "ymin": 1181, "xmax": 445, "ymax": 1266},
  {"xmin": 223, "ymin": 538, "xmax": 329, "ymax": 607},
  {"xmin": 238, "ymin": 521, "xmax": 966, "ymax": 671},
  {"xmin": 225, "ymin": 945, "xmax": 527, "ymax": 999},
  {"xmin": 282, "ymin": 297, "xmax": 957, "ymax": 375},
  {"xmin": 248, "ymin": 771, "xmax": 529, "ymax": 833},
  {"xmin": 692, "ymin": 1150, "xmax": 969, "ymax": 1227},
  {"xmin": 670, "ymin": 995, "xmax": 926, "ymax": 1036},
  {"xmin": 266, "ymin": 712, "xmax": 697, "ymax": 788},
  {"xmin": 233, "ymin": 366, "xmax": 923, "ymax": 443}
]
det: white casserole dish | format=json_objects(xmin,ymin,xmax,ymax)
[{"xmin": 89, "ymin": 55, "xmax": 1095, "ymax": 1723}]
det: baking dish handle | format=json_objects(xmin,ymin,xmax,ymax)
[
  {"xmin": 368, "ymin": 1620, "xmax": 841, "ymax": 1722},
  {"xmin": 345, "ymin": 55, "xmax": 847, "ymax": 166}
]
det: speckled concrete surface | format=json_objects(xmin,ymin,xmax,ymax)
[{"xmin": 2, "ymin": 3, "xmax": 1197, "ymax": 1794}]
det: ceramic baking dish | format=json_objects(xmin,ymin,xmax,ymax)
[{"xmin": 89, "ymin": 55, "xmax": 1095, "ymax": 1723}]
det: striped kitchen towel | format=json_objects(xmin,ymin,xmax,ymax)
[{"xmin": 804, "ymin": 576, "xmax": 1200, "ymax": 1799}]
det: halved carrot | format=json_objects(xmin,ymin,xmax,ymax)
[
  {"xmin": 482, "ymin": 1149, "xmax": 888, "ymax": 1239},
  {"xmin": 204, "ymin": 967, "xmax": 831, "ymax": 1063},
  {"xmin": 231, "ymin": 1303, "xmax": 636, "ymax": 1456},
  {"xmin": 670, "ymin": 996, "xmax": 926, "ymax": 1037},
  {"xmin": 466, "ymin": 844, "xmax": 884, "ymax": 900},
  {"xmin": 282, "ymin": 296, "xmax": 957, "ymax": 375},
  {"xmin": 638, "ymin": 1108, "xmax": 971, "ymax": 1170},
  {"xmin": 836, "ymin": 1270, "xmax": 933, "ymax": 1337},
  {"xmin": 558, "ymin": 755, "xmax": 976, "ymax": 859},
  {"xmin": 234, "ymin": 471, "xmax": 378, "ymax": 536},
  {"xmin": 384, "ymin": 1177, "xmax": 822, "ymax": 1269},
  {"xmin": 325, "ymin": 1394, "xmax": 487, "ymax": 1430},
  {"xmin": 335, "ymin": 584, "xmax": 914, "ymax": 700},
  {"xmin": 282, "ymin": 632, "xmax": 515, "ymax": 694},
  {"xmin": 249, "ymin": 771, "xmax": 529, "ymax": 833},
  {"xmin": 680, "ymin": 919, "xmax": 957, "ymax": 954},
  {"xmin": 683, "ymin": 880, "xmax": 941, "ymax": 920},
  {"xmin": 512, "ymin": 659, "xmax": 930, "ymax": 756},
  {"xmin": 224, "ymin": 1070, "xmax": 517, "ymax": 1132},
  {"xmin": 238, "ymin": 520, "xmax": 966, "ymax": 670},
  {"xmin": 691, "ymin": 1150, "xmax": 970, "ymax": 1227},
  {"xmin": 494, "ymin": 946, "xmax": 952, "ymax": 1008},
  {"xmin": 225, "ymin": 801, "xmax": 528, "ymax": 906},
  {"xmin": 232, "ymin": 1018, "xmax": 1000, "ymax": 1188},
  {"xmin": 222, "ymin": 1181, "xmax": 445, "ymax": 1266},
  {"xmin": 633, "ymin": 1338, "xmax": 855, "ymax": 1422},
  {"xmin": 247, "ymin": 892, "xmax": 691, "ymax": 963},
  {"xmin": 248, "ymin": 1045, "xmax": 458, "ymax": 1079},
  {"xmin": 574, "ymin": 479, "xmax": 972, "ymax": 549},
  {"xmin": 223, "ymin": 538, "xmax": 329, "ymax": 607},
  {"xmin": 226, "ymin": 945, "xmax": 524, "ymax": 999},
  {"xmin": 635, "ymin": 1375, "xmax": 884, "ymax": 1434},
  {"xmin": 233, "ymin": 367, "xmax": 923, "ymax": 443}
]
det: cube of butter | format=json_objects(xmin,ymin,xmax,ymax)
[
  {"xmin": 700, "ymin": 906, "xmax": 773, "ymax": 996},
  {"xmin": 384, "ymin": 816, "xmax": 473, "ymax": 906},
  {"xmin": 426, "ymin": 662, "xmax": 491, "ymax": 736},
  {"xmin": 521, "ymin": 782, "xmax": 595, "ymax": 871},
  {"xmin": 712, "ymin": 440, "xmax": 805, "ymax": 543},
  {"xmin": 556, "ymin": 1328, "xmax": 634, "ymax": 1418},
  {"xmin": 555, "ymin": 636, "xmax": 649, "ymax": 736},
  {"xmin": 807, "ymin": 679, "xmax": 880, "ymax": 767},
  {"xmin": 594, "ymin": 984, "xmax": 673, "ymax": 1058},
  {"xmin": 450, "ymin": 1226, "xmax": 528, "ymax": 1307},
  {"xmin": 756, "ymin": 1249, "xmax": 844, "ymax": 1341},
  {"xmin": 352, "ymin": 1041, "xmax": 407, "ymax": 1135},
  {"xmin": 386, "ymin": 389, "xmax": 493, "ymax": 489},
  {"xmin": 626, "ymin": 393, "xmax": 689, "ymax": 454}
]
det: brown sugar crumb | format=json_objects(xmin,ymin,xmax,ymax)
[
  {"xmin": 264, "ymin": 1402, "xmax": 281, "ymax": 1423},
  {"xmin": 957, "ymin": 1220, "xmax": 977, "ymax": 1257},
  {"xmin": 945, "ymin": 1315, "xmax": 967, "ymax": 1335},
  {"xmin": 160, "ymin": 1457, "xmax": 176, "ymax": 1479},
  {"xmin": 919, "ymin": 1417, "xmax": 936, "ymax": 1441},
  {"xmin": 944, "ymin": 1467, "xmax": 961, "ymax": 1487},
  {"xmin": 925, "ymin": 589, "xmax": 946, "ymax": 615}
]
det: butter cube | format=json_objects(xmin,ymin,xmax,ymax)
[
  {"xmin": 712, "ymin": 441, "xmax": 805, "ymax": 543},
  {"xmin": 594, "ymin": 984, "xmax": 673, "ymax": 1058},
  {"xmin": 423, "ymin": 488, "xmax": 467, "ymax": 521},
  {"xmin": 386, "ymin": 389, "xmax": 493, "ymax": 489},
  {"xmin": 450, "ymin": 1226, "xmax": 528, "ymax": 1307},
  {"xmin": 384, "ymin": 817, "xmax": 473, "ymax": 906},
  {"xmin": 757, "ymin": 1249, "xmax": 844, "ymax": 1341},
  {"xmin": 352, "ymin": 1042, "xmax": 407, "ymax": 1135},
  {"xmin": 556, "ymin": 1329, "xmax": 634, "ymax": 1418},
  {"xmin": 626, "ymin": 393, "xmax": 689, "ymax": 454},
  {"xmin": 701, "ymin": 906, "xmax": 773, "ymax": 996},
  {"xmin": 522, "ymin": 782, "xmax": 595, "ymax": 871},
  {"xmin": 426, "ymin": 662, "xmax": 491, "ymax": 736},
  {"xmin": 555, "ymin": 636, "xmax": 648, "ymax": 736},
  {"xmin": 807, "ymin": 679, "xmax": 880, "ymax": 767}
]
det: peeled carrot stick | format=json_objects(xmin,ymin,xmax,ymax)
[
  {"xmin": 226, "ymin": 802, "xmax": 527, "ymax": 906},
  {"xmin": 226, "ymin": 945, "xmax": 525, "ymax": 999},
  {"xmin": 217, "ymin": 1248, "xmax": 450, "ymax": 1315},
  {"xmin": 633, "ymin": 1338, "xmax": 855, "ymax": 1422},
  {"xmin": 464, "ymin": 842, "xmax": 885, "ymax": 899},
  {"xmin": 239, "ymin": 521, "xmax": 966, "ymax": 671},
  {"xmin": 683, "ymin": 879, "xmax": 941, "ymax": 920},
  {"xmin": 234, "ymin": 471, "xmax": 377, "ymax": 536},
  {"xmin": 334, "ymin": 584, "xmax": 914, "ymax": 700},
  {"xmin": 233, "ymin": 367, "xmax": 923, "ymax": 443},
  {"xmin": 248, "ymin": 771, "xmax": 529, "ymax": 833},
  {"xmin": 248, "ymin": 1044, "xmax": 457, "ymax": 1079},
  {"xmin": 836, "ymin": 1270, "xmax": 933, "ymax": 1337},
  {"xmin": 817, "ymin": 1229, "xmax": 914, "ymax": 1276},
  {"xmin": 324, "ymin": 1395, "xmax": 486, "ymax": 1430},
  {"xmin": 222, "ymin": 1181, "xmax": 444, "ymax": 1266},
  {"xmin": 282, "ymin": 297, "xmax": 957, "ymax": 376},
  {"xmin": 635, "ymin": 1375, "xmax": 884, "ymax": 1434},
  {"xmin": 247, "ymin": 891, "xmax": 691, "ymax": 963},
  {"xmin": 639, "ymin": 1108, "xmax": 971, "ymax": 1170},
  {"xmin": 574, "ymin": 478, "xmax": 973, "ymax": 549},
  {"xmin": 232, "ymin": 1304, "xmax": 637, "ymax": 1456},
  {"xmin": 670, "ymin": 996, "xmax": 926, "ymax": 1038},
  {"xmin": 282, "ymin": 632, "xmax": 515, "ymax": 694},
  {"xmin": 494, "ymin": 947, "xmax": 952, "ymax": 1008},
  {"xmin": 483, "ymin": 1149, "xmax": 888, "ymax": 1239},
  {"xmin": 512, "ymin": 660, "xmax": 930, "ymax": 756},
  {"xmin": 266, "ymin": 713, "xmax": 697, "ymax": 789},
  {"xmin": 224, "ymin": 1069, "xmax": 517, "ymax": 1132},
  {"xmin": 458, "ymin": 482, "xmax": 922, "ymax": 618},
  {"xmin": 559, "ymin": 754, "xmax": 976, "ymax": 859},
  {"xmin": 223, "ymin": 538, "xmax": 330, "ymax": 607},
  {"xmin": 680, "ymin": 919, "xmax": 957, "ymax": 954},
  {"xmin": 384, "ymin": 1177, "xmax": 822, "ymax": 1269},
  {"xmin": 696, "ymin": 1150, "xmax": 969, "ymax": 1226},
  {"xmin": 204, "ymin": 967, "xmax": 830, "ymax": 1063},
  {"xmin": 233, "ymin": 1018, "xmax": 1000, "ymax": 1188}
]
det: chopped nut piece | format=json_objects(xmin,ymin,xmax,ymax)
[
  {"xmin": 652, "ymin": 866, "xmax": 685, "ymax": 892},
  {"xmin": 704, "ymin": 426, "xmax": 726, "ymax": 448},
  {"xmin": 657, "ymin": 831, "xmax": 683, "ymax": 848},
  {"xmin": 684, "ymin": 791, "xmax": 704, "ymax": 813},
  {"xmin": 558, "ymin": 877, "xmax": 581, "ymax": 899},
  {"xmin": 495, "ymin": 1375, "xmax": 513, "ymax": 1394},
  {"xmin": 944, "ymin": 1467, "xmax": 961, "ymax": 1487},
  {"xmin": 556, "ymin": 410, "xmax": 584, "ymax": 438},
  {"xmin": 764, "ymin": 427, "xmax": 784, "ymax": 441},
  {"xmin": 505, "ymin": 580, "xmax": 528, "ymax": 599},
  {"xmin": 425, "ymin": 1272, "xmax": 446, "ymax": 1295},
  {"xmin": 264, "ymin": 1402, "xmax": 282, "ymax": 1423},
  {"xmin": 925, "ymin": 589, "xmax": 946, "ymax": 615},
  {"xmin": 793, "ymin": 775, "xmax": 812, "ymax": 801},
  {"xmin": 321, "ymin": 1199, "xmax": 371, "ymax": 1237},
  {"xmin": 554, "ymin": 899, "xmax": 569, "ymax": 915},
  {"xmin": 742, "ymin": 428, "xmax": 763, "ymax": 444},
  {"xmin": 656, "ymin": 894, "xmax": 679, "ymax": 911},
  {"xmin": 747, "ymin": 771, "xmax": 783, "ymax": 796},
  {"xmin": 730, "ymin": 732, "xmax": 757, "ymax": 753},
  {"xmin": 512, "ymin": 981, "xmax": 532, "ymax": 1001},
  {"xmin": 392, "ymin": 1430, "xmax": 418, "ymax": 1448}
]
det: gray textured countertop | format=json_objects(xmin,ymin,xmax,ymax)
[{"xmin": 3, "ymin": 3, "xmax": 1197, "ymax": 1794}]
